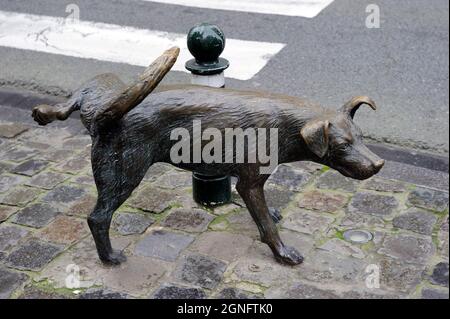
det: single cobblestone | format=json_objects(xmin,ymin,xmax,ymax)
[
  {"xmin": 135, "ymin": 230, "xmax": 194, "ymax": 261},
  {"xmin": 408, "ymin": 187, "xmax": 449, "ymax": 212},
  {"xmin": 161, "ymin": 208, "xmax": 213, "ymax": 233},
  {"xmin": 113, "ymin": 212, "xmax": 155, "ymax": 235},
  {"xmin": 0, "ymin": 186, "xmax": 41, "ymax": 206},
  {"xmin": 5, "ymin": 240, "xmax": 64, "ymax": 271},
  {"xmin": 128, "ymin": 185, "xmax": 176, "ymax": 213},
  {"xmin": 265, "ymin": 282, "xmax": 339, "ymax": 299},
  {"xmin": 42, "ymin": 184, "xmax": 86, "ymax": 210},
  {"xmin": 0, "ymin": 224, "xmax": 29, "ymax": 251},
  {"xmin": 67, "ymin": 194, "xmax": 96, "ymax": 217},
  {"xmin": 26, "ymin": 171, "xmax": 68, "ymax": 190},
  {"xmin": 12, "ymin": 159, "xmax": 49, "ymax": 177},
  {"xmin": 267, "ymin": 165, "xmax": 311, "ymax": 191},
  {"xmin": 0, "ymin": 162, "xmax": 13, "ymax": 174},
  {"xmin": 54, "ymin": 154, "xmax": 90, "ymax": 174},
  {"xmin": 39, "ymin": 216, "xmax": 89, "ymax": 245},
  {"xmin": 430, "ymin": 262, "xmax": 449, "ymax": 287},
  {"xmin": 378, "ymin": 234, "xmax": 435, "ymax": 264},
  {"xmin": 0, "ymin": 174, "xmax": 27, "ymax": 193},
  {"xmin": 189, "ymin": 231, "xmax": 254, "ymax": 262},
  {"xmin": 12, "ymin": 203, "xmax": 59, "ymax": 228},
  {"xmin": 19, "ymin": 286, "xmax": 69, "ymax": 299},
  {"xmin": 0, "ymin": 145, "xmax": 38, "ymax": 162},
  {"xmin": 215, "ymin": 287, "xmax": 261, "ymax": 299},
  {"xmin": 152, "ymin": 283, "xmax": 206, "ymax": 299},
  {"xmin": 0, "ymin": 267, "xmax": 29, "ymax": 299},
  {"xmin": 79, "ymin": 288, "xmax": 129, "ymax": 299},
  {"xmin": 348, "ymin": 192, "xmax": 399, "ymax": 217},
  {"xmin": 282, "ymin": 210, "xmax": 334, "ymax": 235},
  {"xmin": 318, "ymin": 238, "xmax": 365, "ymax": 259},
  {"xmin": 298, "ymin": 190, "xmax": 348, "ymax": 214},
  {"xmin": 421, "ymin": 287, "xmax": 449, "ymax": 299},
  {"xmin": 153, "ymin": 170, "xmax": 192, "ymax": 189},
  {"xmin": 264, "ymin": 187, "xmax": 296, "ymax": 211},
  {"xmin": 392, "ymin": 208, "xmax": 437, "ymax": 235},
  {"xmin": 316, "ymin": 170, "xmax": 359, "ymax": 192},
  {"xmin": 175, "ymin": 254, "xmax": 227, "ymax": 289},
  {"xmin": 379, "ymin": 258, "xmax": 427, "ymax": 292},
  {"xmin": 363, "ymin": 177, "xmax": 407, "ymax": 193},
  {"xmin": 0, "ymin": 204, "xmax": 18, "ymax": 222},
  {"xmin": 143, "ymin": 163, "xmax": 173, "ymax": 182},
  {"xmin": 0, "ymin": 122, "xmax": 28, "ymax": 138}
]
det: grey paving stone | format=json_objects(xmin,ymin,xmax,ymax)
[
  {"xmin": 288, "ymin": 161, "xmax": 324, "ymax": 174},
  {"xmin": 379, "ymin": 258, "xmax": 426, "ymax": 292},
  {"xmin": 12, "ymin": 159, "xmax": 49, "ymax": 177},
  {"xmin": 0, "ymin": 174, "xmax": 28, "ymax": 193},
  {"xmin": 282, "ymin": 210, "xmax": 334, "ymax": 235},
  {"xmin": 0, "ymin": 204, "xmax": 18, "ymax": 222},
  {"xmin": 0, "ymin": 161, "xmax": 13, "ymax": 174},
  {"xmin": 342, "ymin": 289, "xmax": 401, "ymax": 299},
  {"xmin": 190, "ymin": 231, "xmax": 254, "ymax": 262},
  {"xmin": 318, "ymin": 238, "xmax": 365, "ymax": 259},
  {"xmin": 0, "ymin": 186, "xmax": 41, "ymax": 206},
  {"xmin": 0, "ymin": 145, "xmax": 38, "ymax": 162},
  {"xmin": 363, "ymin": 177, "xmax": 407, "ymax": 193},
  {"xmin": 153, "ymin": 170, "xmax": 192, "ymax": 189},
  {"xmin": 0, "ymin": 122, "xmax": 28, "ymax": 138},
  {"xmin": 175, "ymin": 254, "xmax": 227, "ymax": 289},
  {"xmin": 348, "ymin": 192, "xmax": 399, "ymax": 217},
  {"xmin": 392, "ymin": 208, "xmax": 438, "ymax": 235},
  {"xmin": 0, "ymin": 224, "xmax": 29, "ymax": 251},
  {"xmin": 161, "ymin": 208, "xmax": 214, "ymax": 233},
  {"xmin": 113, "ymin": 212, "xmax": 155, "ymax": 235},
  {"xmin": 316, "ymin": 170, "xmax": 359, "ymax": 192},
  {"xmin": 378, "ymin": 234, "xmax": 435, "ymax": 265},
  {"xmin": 5, "ymin": 240, "xmax": 64, "ymax": 271},
  {"xmin": 66, "ymin": 194, "xmax": 96, "ymax": 217},
  {"xmin": 79, "ymin": 288, "xmax": 129, "ymax": 299},
  {"xmin": 152, "ymin": 283, "xmax": 206, "ymax": 299},
  {"xmin": 267, "ymin": 164, "xmax": 311, "ymax": 191},
  {"xmin": 265, "ymin": 282, "xmax": 339, "ymax": 299},
  {"xmin": 430, "ymin": 262, "xmax": 449, "ymax": 287},
  {"xmin": 143, "ymin": 163, "xmax": 173, "ymax": 182},
  {"xmin": 53, "ymin": 155, "xmax": 90, "ymax": 174},
  {"xmin": 42, "ymin": 185, "xmax": 86, "ymax": 210},
  {"xmin": 408, "ymin": 187, "xmax": 449, "ymax": 212},
  {"xmin": 298, "ymin": 190, "xmax": 348, "ymax": 214},
  {"xmin": 264, "ymin": 187, "xmax": 296, "ymax": 211},
  {"xmin": 128, "ymin": 185, "xmax": 176, "ymax": 213},
  {"xmin": 26, "ymin": 171, "xmax": 68, "ymax": 190},
  {"xmin": 12, "ymin": 203, "xmax": 60, "ymax": 228},
  {"xmin": 0, "ymin": 267, "xmax": 29, "ymax": 299},
  {"xmin": 421, "ymin": 287, "xmax": 449, "ymax": 299},
  {"xmin": 19, "ymin": 286, "xmax": 69, "ymax": 299},
  {"xmin": 215, "ymin": 287, "xmax": 261, "ymax": 299},
  {"xmin": 135, "ymin": 230, "xmax": 194, "ymax": 261}
]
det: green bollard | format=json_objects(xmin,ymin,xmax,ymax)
[{"xmin": 186, "ymin": 23, "xmax": 231, "ymax": 207}]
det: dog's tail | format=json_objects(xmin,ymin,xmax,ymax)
[{"xmin": 94, "ymin": 46, "xmax": 180, "ymax": 129}]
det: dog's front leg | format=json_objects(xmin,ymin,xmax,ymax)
[{"xmin": 236, "ymin": 182, "xmax": 304, "ymax": 266}]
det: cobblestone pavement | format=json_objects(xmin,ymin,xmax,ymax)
[{"xmin": 0, "ymin": 104, "xmax": 449, "ymax": 299}]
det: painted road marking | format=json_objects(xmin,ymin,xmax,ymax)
[
  {"xmin": 0, "ymin": 10, "xmax": 285, "ymax": 81},
  {"xmin": 143, "ymin": 0, "xmax": 334, "ymax": 18}
]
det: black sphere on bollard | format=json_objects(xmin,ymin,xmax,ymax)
[{"xmin": 186, "ymin": 23, "xmax": 229, "ymax": 75}]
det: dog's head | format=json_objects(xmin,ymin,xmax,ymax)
[{"xmin": 300, "ymin": 96, "xmax": 385, "ymax": 180}]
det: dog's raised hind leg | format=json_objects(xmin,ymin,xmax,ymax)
[
  {"xmin": 236, "ymin": 181, "xmax": 304, "ymax": 266},
  {"xmin": 32, "ymin": 94, "xmax": 81, "ymax": 126}
]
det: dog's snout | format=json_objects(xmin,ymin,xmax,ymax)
[{"xmin": 373, "ymin": 159, "xmax": 385, "ymax": 170}]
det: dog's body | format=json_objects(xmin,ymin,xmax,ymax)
[{"xmin": 33, "ymin": 48, "xmax": 384, "ymax": 266}]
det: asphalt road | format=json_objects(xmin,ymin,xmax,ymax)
[{"xmin": 0, "ymin": 0, "xmax": 448, "ymax": 154}]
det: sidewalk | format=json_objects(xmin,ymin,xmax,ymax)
[{"xmin": 0, "ymin": 94, "xmax": 448, "ymax": 299}]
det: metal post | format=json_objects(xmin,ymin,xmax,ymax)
[{"xmin": 186, "ymin": 23, "xmax": 231, "ymax": 207}]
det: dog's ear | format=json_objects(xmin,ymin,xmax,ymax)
[{"xmin": 300, "ymin": 120, "xmax": 330, "ymax": 158}]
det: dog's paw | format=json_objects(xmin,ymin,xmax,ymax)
[
  {"xmin": 99, "ymin": 250, "xmax": 127, "ymax": 266},
  {"xmin": 32, "ymin": 104, "xmax": 57, "ymax": 126},
  {"xmin": 274, "ymin": 246, "xmax": 304, "ymax": 266}
]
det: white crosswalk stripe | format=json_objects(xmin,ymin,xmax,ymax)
[
  {"xmin": 0, "ymin": 10, "xmax": 285, "ymax": 81},
  {"xmin": 143, "ymin": 0, "xmax": 334, "ymax": 18}
]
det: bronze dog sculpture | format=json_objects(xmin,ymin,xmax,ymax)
[{"xmin": 32, "ymin": 47, "xmax": 384, "ymax": 266}]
